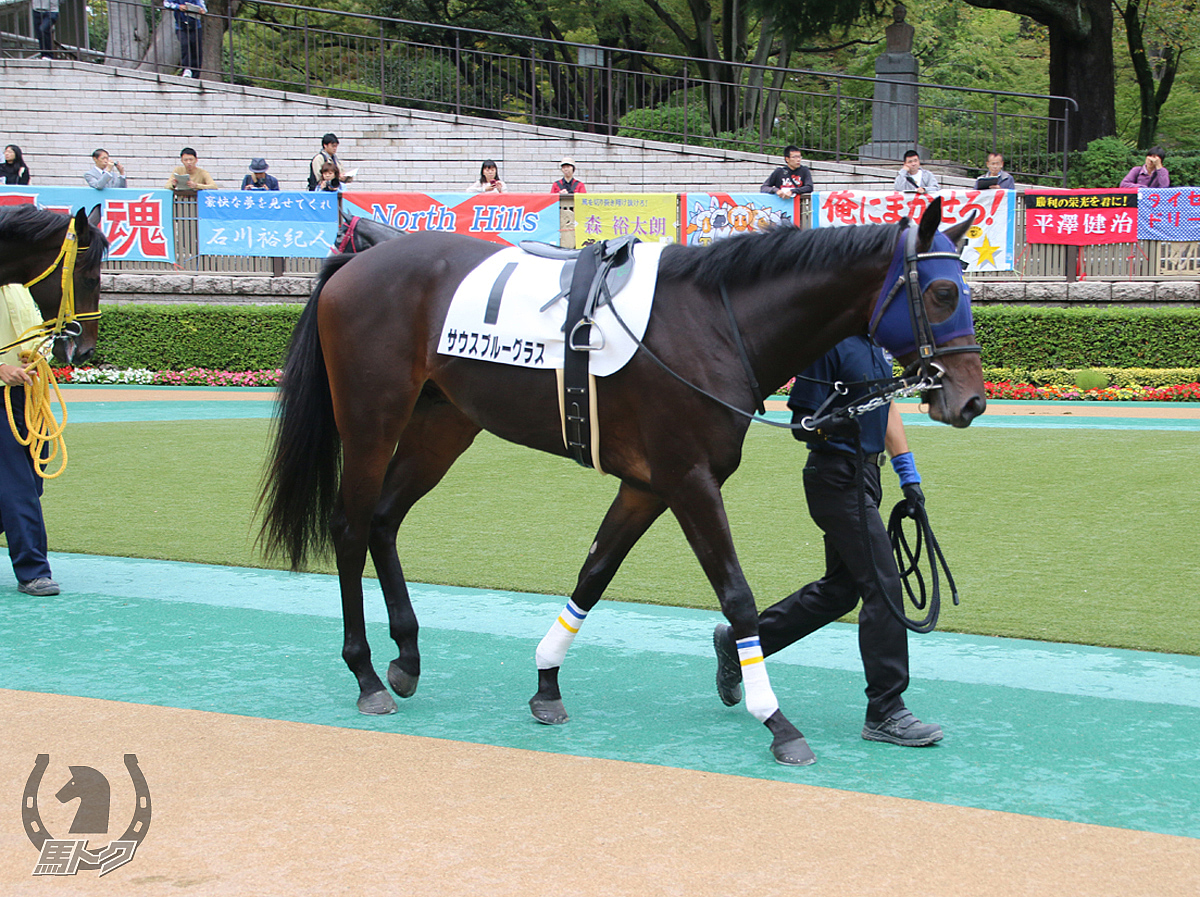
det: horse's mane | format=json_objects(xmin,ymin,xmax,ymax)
[
  {"xmin": 658, "ymin": 221, "xmax": 902, "ymax": 289},
  {"xmin": 0, "ymin": 204, "xmax": 108, "ymax": 271}
]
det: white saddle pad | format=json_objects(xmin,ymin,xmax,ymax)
[{"xmin": 438, "ymin": 243, "xmax": 665, "ymax": 377}]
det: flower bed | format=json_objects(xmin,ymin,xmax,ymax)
[
  {"xmin": 984, "ymin": 381, "xmax": 1200, "ymax": 402},
  {"xmin": 56, "ymin": 367, "xmax": 283, "ymax": 387},
  {"xmin": 775, "ymin": 377, "xmax": 1200, "ymax": 401},
  {"xmin": 52, "ymin": 368, "xmax": 1200, "ymax": 400}
]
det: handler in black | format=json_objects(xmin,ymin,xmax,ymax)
[
  {"xmin": 760, "ymin": 145, "xmax": 814, "ymax": 199},
  {"xmin": 714, "ymin": 334, "xmax": 942, "ymax": 747}
]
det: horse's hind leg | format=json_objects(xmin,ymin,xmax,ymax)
[
  {"xmin": 368, "ymin": 396, "xmax": 481, "ymax": 703},
  {"xmin": 530, "ymin": 482, "xmax": 666, "ymax": 724}
]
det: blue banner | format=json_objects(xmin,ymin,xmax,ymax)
[
  {"xmin": 1138, "ymin": 188, "xmax": 1200, "ymax": 242},
  {"xmin": 197, "ymin": 191, "xmax": 337, "ymax": 257},
  {"xmin": 0, "ymin": 186, "xmax": 175, "ymax": 263}
]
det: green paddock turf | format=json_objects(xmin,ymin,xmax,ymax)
[{"xmin": 24, "ymin": 412, "xmax": 1200, "ymax": 656}]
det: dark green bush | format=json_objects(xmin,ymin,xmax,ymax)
[
  {"xmin": 1065, "ymin": 137, "xmax": 1136, "ymax": 188},
  {"xmin": 85, "ymin": 304, "xmax": 1200, "ymax": 373},
  {"xmin": 972, "ymin": 306, "xmax": 1200, "ymax": 368},
  {"xmin": 89, "ymin": 304, "xmax": 302, "ymax": 371}
]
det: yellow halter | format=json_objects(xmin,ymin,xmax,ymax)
[{"xmin": 2, "ymin": 218, "xmax": 102, "ymax": 479}]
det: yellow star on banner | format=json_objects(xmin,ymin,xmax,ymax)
[{"xmin": 973, "ymin": 234, "xmax": 1001, "ymax": 268}]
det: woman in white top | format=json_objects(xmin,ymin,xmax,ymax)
[{"xmin": 469, "ymin": 160, "xmax": 506, "ymax": 193}]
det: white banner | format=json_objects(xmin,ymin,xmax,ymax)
[{"xmin": 811, "ymin": 189, "xmax": 1016, "ymax": 272}]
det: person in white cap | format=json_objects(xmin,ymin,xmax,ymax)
[
  {"xmin": 550, "ymin": 157, "xmax": 587, "ymax": 194},
  {"xmin": 241, "ymin": 158, "xmax": 280, "ymax": 191}
]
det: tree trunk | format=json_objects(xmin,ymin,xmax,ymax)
[
  {"xmin": 1116, "ymin": 0, "xmax": 1180, "ymax": 149},
  {"xmin": 965, "ymin": 0, "xmax": 1117, "ymax": 152},
  {"xmin": 134, "ymin": 15, "xmax": 178, "ymax": 74},
  {"xmin": 105, "ymin": 0, "xmax": 151, "ymax": 68},
  {"xmin": 1046, "ymin": 0, "xmax": 1115, "ymax": 151}
]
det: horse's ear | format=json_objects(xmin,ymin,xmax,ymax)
[
  {"xmin": 87, "ymin": 204, "xmax": 101, "ymax": 226},
  {"xmin": 916, "ymin": 196, "xmax": 943, "ymax": 250},
  {"xmin": 74, "ymin": 207, "xmax": 91, "ymax": 236},
  {"xmin": 941, "ymin": 212, "xmax": 977, "ymax": 248}
]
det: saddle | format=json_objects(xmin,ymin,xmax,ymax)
[{"xmin": 519, "ymin": 236, "xmax": 639, "ymax": 472}]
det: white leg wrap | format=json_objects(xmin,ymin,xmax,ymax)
[
  {"xmin": 737, "ymin": 637, "xmax": 780, "ymax": 722},
  {"xmin": 535, "ymin": 599, "xmax": 588, "ymax": 670}
]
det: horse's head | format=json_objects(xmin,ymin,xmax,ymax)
[
  {"xmin": 27, "ymin": 206, "xmax": 107, "ymax": 365},
  {"xmin": 869, "ymin": 197, "xmax": 986, "ymax": 427}
]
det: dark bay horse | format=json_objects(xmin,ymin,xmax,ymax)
[
  {"xmin": 0, "ymin": 205, "xmax": 106, "ymax": 364},
  {"xmin": 260, "ymin": 197, "xmax": 986, "ymax": 765},
  {"xmin": 335, "ymin": 210, "xmax": 406, "ymax": 254}
]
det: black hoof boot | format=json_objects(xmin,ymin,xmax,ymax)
[
  {"xmin": 529, "ymin": 666, "xmax": 569, "ymax": 725},
  {"xmin": 388, "ymin": 660, "xmax": 419, "ymax": 699},
  {"xmin": 765, "ymin": 709, "xmax": 816, "ymax": 766}
]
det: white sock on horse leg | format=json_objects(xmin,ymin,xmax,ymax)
[
  {"xmin": 737, "ymin": 636, "xmax": 781, "ymax": 722},
  {"xmin": 535, "ymin": 599, "xmax": 588, "ymax": 669}
]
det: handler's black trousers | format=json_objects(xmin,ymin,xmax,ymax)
[{"xmin": 757, "ymin": 450, "xmax": 909, "ymax": 723}]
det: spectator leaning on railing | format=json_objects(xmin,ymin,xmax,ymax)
[
  {"xmin": 1120, "ymin": 148, "xmax": 1170, "ymax": 188},
  {"xmin": 760, "ymin": 145, "xmax": 814, "ymax": 198}
]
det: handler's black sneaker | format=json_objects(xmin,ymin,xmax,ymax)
[
  {"xmin": 18, "ymin": 577, "xmax": 60, "ymax": 597},
  {"xmin": 713, "ymin": 623, "xmax": 743, "ymax": 707},
  {"xmin": 862, "ymin": 709, "xmax": 943, "ymax": 746}
]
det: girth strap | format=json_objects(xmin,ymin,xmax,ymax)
[{"xmin": 562, "ymin": 243, "xmax": 600, "ymax": 469}]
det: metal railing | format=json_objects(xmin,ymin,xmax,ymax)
[
  {"xmin": 103, "ymin": 194, "xmax": 1190, "ymax": 283},
  {"xmin": 35, "ymin": 0, "xmax": 1076, "ymax": 185}
]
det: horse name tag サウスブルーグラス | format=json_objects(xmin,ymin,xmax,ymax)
[{"xmin": 438, "ymin": 243, "xmax": 665, "ymax": 375}]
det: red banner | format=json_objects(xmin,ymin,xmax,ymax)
[
  {"xmin": 342, "ymin": 192, "xmax": 560, "ymax": 245},
  {"xmin": 1023, "ymin": 189, "xmax": 1139, "ymax": 245}
]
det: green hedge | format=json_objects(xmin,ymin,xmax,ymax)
[
  {"xmin": 982, "ymin": 367, "xmax": 1200, "ymax": 387},
  {"xmin": 89, "ymin": 304, "xmax": 303, "ymax": 371},
  {"xmin": 86, "ymin": 303, "xmax": 1200, "ymax": 373},
  {"xmin": 972, "ymin": 307, "xmax": 1200, "ymax": 369}
]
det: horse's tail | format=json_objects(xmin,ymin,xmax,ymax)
[{"xmin": 257, "ymin": 254, "xmax": 356, "ymax": 569}]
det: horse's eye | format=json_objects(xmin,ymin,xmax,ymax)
[{"xmin": 925, "ymin": 280, "xmax": 959, "ymax": 324}]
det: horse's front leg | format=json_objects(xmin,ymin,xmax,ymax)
[
  {"xmin": 669, "ymin": 470, "xmax": 815, "ymax": 766},
  {"xmin": 530, "ymin": 482, "xmax": 666, "ymax": 724}
]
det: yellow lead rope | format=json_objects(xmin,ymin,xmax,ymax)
[
  {"xmin": 3, "ymin": 219, "xmax": 88, "ymax": 479},
  {"xmin": 4, "ymin": 348, "xmax": 68, "ymax": 479}
]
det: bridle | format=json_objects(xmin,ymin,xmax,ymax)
[
  {"xmin": 869, "ymin": 222, "xmax": 982, "ymax": 378},
  {"xmin": 17, "ymin": 217, "xmax": 101, "ymax": 348}
]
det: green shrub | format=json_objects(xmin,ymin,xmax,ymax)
[
  {"xmin": 83, "ymin": 304, "xmax": 1200, "ymax": 374},
  {"xmin": 1066, "ymin": 136, "xmax": 1137, "ymax": 188},
  {"xmin": 88, "ymin": 304, "xmax": 303, "ymax": 371},
  {"xmin": 618, "ymin": 101, "xmax": 711, "ymax": 142},
  {"xmin": 972, "ymin": 306, "xmax": 1200, "ymax": 368},
  {"xmin": 1075, "ymin": 369, "xmax": 1109, "ymax": 391},
  {"xmin": 983, "ymin": 367, "xmax": 1200, "ymax": 387}
]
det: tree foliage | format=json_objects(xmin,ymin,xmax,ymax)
[{"xmin": 1113, "ymin": 0, "xmax": 1198, "ymax": 149}]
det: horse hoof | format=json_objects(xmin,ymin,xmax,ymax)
[
  {"xmin": 388, "ymin": 661, "xmax": 419, "ymax": 699},
  {"xmin": 529, "ymin": 697, "xmax": 569, "ymax": 725},
  {"xmin": 772, "ymin": 735, "xmax": 816, "ymax": 767},
  {"xmin": 357, "ymin": 689, "xmax": 398, "ymax": 715}
]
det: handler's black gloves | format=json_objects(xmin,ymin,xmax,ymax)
[{"xmin": 902, "ymin": 482, "xmax": 925, "ymax": 517}]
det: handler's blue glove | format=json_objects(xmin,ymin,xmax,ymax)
[
  {"xmin": 891, "ymin": 452, "xmax": 924, "ymax": 517},
  {"xmin": 890, "ymin": 451, "xmax": 921, "ymax": 486}
]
